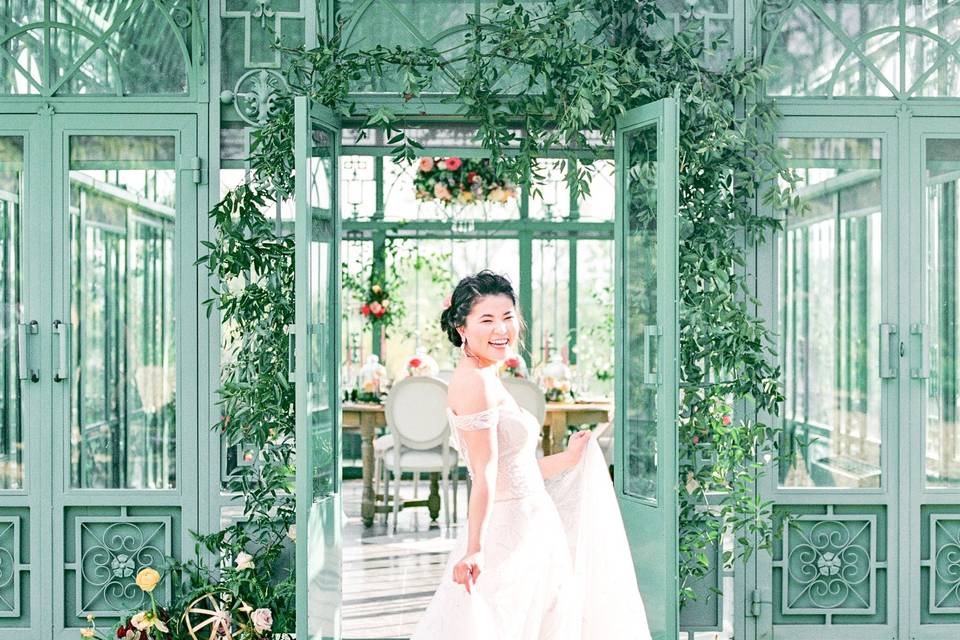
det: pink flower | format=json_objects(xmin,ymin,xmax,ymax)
[
  {"xmin": 504, "ymin": 357, "xmax": 520, "ymax": 368},
  {"xmin": 369, "ymin": 302, "xmax": 383, "ymax": 316},
  {"xmin": 692, "ymin": 435, "xmax": 700, "ymax": 444},
  {"xmin": 434, "ymin": 183, "xmax": 452, "ymax": 201},
  {"xmin": 722, "ymin": 415, "xmax": 731, "ymax": 426},
  {"xmin": 418, "ymin": 157, "xmax": 434, "ymax": 172},
  {"xmin": 445, "ymin": 156, "xmax": 463, "ymax": 171},
  {"xmin": 251, "ymin": 608, "xmax": 273, "ymax": 634},
  {"xmin": 442, "ymin": 295, "xmax": 452, "ymax": 310}
]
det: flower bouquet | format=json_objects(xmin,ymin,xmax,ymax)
[
  {"xmin": 406, "ymin": 348, "xmax": 439, "ymax": 377},
  {"xmin": 501, "ymin": 355, "xmax": 528, "ymax": 379},
  {"xmin": 414, "ymin": 156, "xmax": 517, "ymax": 205},
  {"xmin": 80, "ymin": 568, "xmax": 169, "ymax": 639},
  {"xmin": 360, "ymin": 283, "xmax": 390, "ymax": 324}
]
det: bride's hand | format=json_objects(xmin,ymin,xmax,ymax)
[
  {"xmin": 452, "ymin": 550, "xmax": 484, "ymax": 593},
  {"xmin": 565, "ymin": 430, "xmax": 592, "ymax": 466}
]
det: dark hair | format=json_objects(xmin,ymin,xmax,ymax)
[{"xmin": 440, "ymin": 270, "xmax": 522, "ymax": 348}]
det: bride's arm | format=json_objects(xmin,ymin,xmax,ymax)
[
  {"xmin": 461, "ymin": 426, "xmax": 498, "ymax": 552},
  {"xmin": 538, "ymin": 430, "xmax": 592, "ymax": 480}
]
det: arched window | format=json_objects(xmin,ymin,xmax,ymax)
[{"xmin": 762, "ymin": 0, "xmax": 960, "ymax": 98}]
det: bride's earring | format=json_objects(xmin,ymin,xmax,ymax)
[{"xmin": 460, "ymin": 336, "xmax": 467, "ymax": 356}]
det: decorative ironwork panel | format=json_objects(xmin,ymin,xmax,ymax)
[
  {"xmin": 928, "ymin": 516, "xmax": 960, "ymax": 614},
  {"xmin": 773, "ymin": 506, "xmax": 887, "ymax": 621},
  {"xmin": 0, "ymin": 0, "xmax": 197, "ymax": 97},
  {"xmin": 656, "ymin": 0, "xmax": 737, "ymax": 69},
  {"xmin": 219, "ymin": 0, "xmax": 306, "ymax": 123},
  {"xmin": 761, "ymin": 0, "xmax": 960, "ymax": 98},
  {"xmin": 0, "ymin": 516, "xmax": 23, "ymax": 618},
  {"xmin": 65, "ymin": 510, "xmax": 172, "ymax": 618}
]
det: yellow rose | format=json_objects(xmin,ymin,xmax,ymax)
[
  {"xmin": 135, "ymin": 567, "xmax": 161, "ymax": 593},
  {"xmin": 80, "ymin": 629, "xmax": 95, "ymax": 639}
]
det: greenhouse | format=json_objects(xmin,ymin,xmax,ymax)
[{"xmin": 0, "ymin": 1, "xmax": 958, "ymax": 639}]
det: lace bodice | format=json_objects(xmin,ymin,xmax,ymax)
[{"xmin": 447, "ymin": 403, "xmax": 546, "ymax": 501}]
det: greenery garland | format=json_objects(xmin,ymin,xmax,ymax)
[{"xmin": 177, "ymin": 0, "xmax": 801, "ymax": 631}]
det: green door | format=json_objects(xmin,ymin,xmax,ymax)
[
  {"xmin": 48, "ymin": 113, "xmax": 200, "ymax": 637},
  {"xmin": 294, "ymin": 96, "xmax": 343, "ymax": 640},
  {"xmin": 614, "ymin": 98, "xmax": 680, "ymax": 640},
  {"xmin": 0, "ymin": 115, "xmax": 45, "ymax": 637}
]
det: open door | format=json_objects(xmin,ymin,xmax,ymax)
[
  {"xmin": 294, "ymin": 96, "xmax": 343, "ymax": 640},
  {"xmin": 614, "ymin": 98, "xmax": 680, "ymax": 640}
]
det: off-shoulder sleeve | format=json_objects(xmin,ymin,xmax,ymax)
[{"xmin": 447, "ymin": 406, "xmax": 499, "ymax": 431}]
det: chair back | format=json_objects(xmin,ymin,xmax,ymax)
[
  {"xmin": 385, "ymin": 376, "xmax": 450, "ymax": 450},
  {"xmin": 503, "ymin": 377, "xmax": 546, "ymax": 425},
  {"xmin": 435, "ymin": 369, "xmax": 454, "ymax": 382}
]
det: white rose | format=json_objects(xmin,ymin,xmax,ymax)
[
  {"xmin": 287, "ymin": 524, "xmax": 296, "ymax": 541},
  {"xmin": 251, "ymin": 607, "xmax": 274, "ymax": 634},
  {"xmin": 235, "ymin": 551, "xmax": 255, "ymax": 571}
]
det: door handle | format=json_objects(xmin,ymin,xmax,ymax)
[
  {"xmin": 53, "ymin": 320, "xmax": 68, "ymax": 382},
  {"xmin": 287, "ymin": 325, "xmax": 295, "ymax": 383},
  {"xmin": 644, "ymin": 324, "xmax": 661, "ymax": 385},
  {"xmin": 17, "ymin": 321, "xmax": 39, "ymax": 383},
  {"xmin": 910, "ymin": 323, "xmax": 930, "ymax": 379},
  {"xmin": 879, "ymin": 323, "xmax": 897, "ymax": 379}
]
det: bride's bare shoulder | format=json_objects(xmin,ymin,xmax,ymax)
[{"xmin": 447, "ymin": 365, "xmax": 498, "ymax": 416}]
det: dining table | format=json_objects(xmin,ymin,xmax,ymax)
[{"xmin": 342, "ymin": 399, "xmax": 614, "ymax": 527}]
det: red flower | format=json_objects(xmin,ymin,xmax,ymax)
[
  {"xmin": 445, "ymin": 157, "xmax": 462, "ymax": 171},
  {"xmin": 369, "ymin": 301, "xmax": 383, "ymax": 316},
  {"xmin": 374, "ymin": 308, "xmax": 386, "ymax": 318},
  {"xmin": 504, "ymin": 357, "xmax": 520, "ymax": 368},
  {"xmin": 467, "ymin": 171, "xmax": 477, "ymax": 182},
  {"xmin": 409, "ymin": 358, "xmax": 422, "ymax": 368},
  {"xmin": 722, "ymin": 415, "xmax": 732, "ymax": 426},
  {"xmin": 361, "ymin": 304, "xmax": 370, "ymax": 316}
]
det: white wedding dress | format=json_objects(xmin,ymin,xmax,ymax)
[{"xmin": 411, "ymin": 402, "xmax": 651, "ymax": 640}]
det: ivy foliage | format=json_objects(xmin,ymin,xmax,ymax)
[{"xmin": 188, "ymin": 0, "xmax": 801, "ymax": 628}]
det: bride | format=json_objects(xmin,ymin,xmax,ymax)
[{"xmin": 412, "ymin": 270, "xmax": 650, "ymax": 639}]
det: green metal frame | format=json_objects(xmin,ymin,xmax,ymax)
[{"xmin": 613, "ymin": 97, "xmax": 680, "ymax": 640}]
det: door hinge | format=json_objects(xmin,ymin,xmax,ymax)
[
  {"xmin": 190, "ymin": 156, "xmax": 203, "ymax": 184},
  {"xmin": 750, "ymin": 588, "xmax": 770, "ymax": 617}
]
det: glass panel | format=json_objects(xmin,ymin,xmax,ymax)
[
  {"xmin": 533, "ymin": 239, "xmax": 570, "ymax": 368},
  {"xmin": 306, "ymin": 119, "xmax": 340, "ymax": 639},
  {"xmin": 69, "ymin": 135, "xmax": 177, "ymax": 489},
  {"xmin": 576, "ymin": 160, "xmax": 615, "ymax": 222},
  {"xmin": 529, "ymin": 160, "xmax": 570, "ymax": 220},
  {"xmin": 624, "ymin": 123, "xmax": 659, "ymax": 503},
  {"xmin": 925, "ymin": 138, "xmax": 960, "ymax": 487},
  {"xmin": 778, "ymin": 137, "xmax": 883, "ymax": 489},
  {"xmin": 575, "ymin": 240, "xmax": 615, "ymax": 399},
  {"xmin": 0, "ymin": 137, "xmax": 24, "ymax": 490}
]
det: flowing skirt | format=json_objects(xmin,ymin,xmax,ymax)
[{"xmin": 411, "ymin": 440, "xmax": 651, "ymax": 639}]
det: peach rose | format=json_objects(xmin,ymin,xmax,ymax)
[
  {"xmin": 418, "ymin": 157, "xmax": 434, "ymax": 172},
  {"xmin": 134, "ymin": 567, "xmax": 161, "ymax": 593}
]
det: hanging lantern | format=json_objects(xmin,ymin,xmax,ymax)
[
  {"xmin": 358, "ymin": 354, "xmax": 387, "ymax": 401},
  {"xmin": 405, "ymin": 347, "xmax": 439, "ymax": 377},
  {"xmin": 541, "ymin": 353, "xmax": 573, "ymax": 402}
]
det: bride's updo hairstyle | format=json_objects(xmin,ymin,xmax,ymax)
[{"xmin": 440, "ymin": 270, "xmax": 525, "ymax": 348}]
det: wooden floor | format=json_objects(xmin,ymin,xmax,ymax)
[{"xmin": 342, "ymin": 477, "xmax": 468, "ymax": 640}]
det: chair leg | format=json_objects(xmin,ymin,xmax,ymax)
[
  {"xmin": 441, "ymin": 465, "xmax": 451, "ymax": 529},
  {"xmin": 452, "ymin": 467, "xmax": 459, "ymax": 524},
  {"xmin": 392, "ymin": 464, "xmax": 402, "ymax": 534},
  {"xmin": 382, "ymin": 461, "xmax": 391, "ymax": 526}
]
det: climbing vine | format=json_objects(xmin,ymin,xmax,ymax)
[{"xmin": 181, "ymin": 0, "xmax": 800, "ymax": 631}]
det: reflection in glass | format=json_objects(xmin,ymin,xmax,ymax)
[
  {"xmin": 925, "ymin": 138, "xmax": 960, "ymax": 487},
  {"xmin": 778, "ymin": 137, "xmax": 882, "ymax": 488},
  {"xmin": 624, "ymin": 123, "xmax": 659, "ymax": 503},
  {"xmin": 0, "ymin": 137, "xmax": 24, "ymax": 490},
  {"xmin": 69, "ymin": 135, "xmax": 176, "ymax": 489}
]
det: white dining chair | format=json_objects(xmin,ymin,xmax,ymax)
[
  {"xmin": 380, "ymin": 376, "xmax": 458, "ymax": 532},
  {"xmin": 503, "ymin": 377, "xmax": 546, "ymax": 456}
]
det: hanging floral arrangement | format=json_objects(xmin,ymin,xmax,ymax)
[
  {"xmin": 359, "ymin": 283, "xmax": 391, "ymax": 324},
  {"xmin": 414, "ymin": 156, "xmax": 517, "ymax": 205}
]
